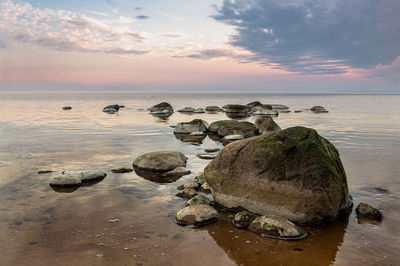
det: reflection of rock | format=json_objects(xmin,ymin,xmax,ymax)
[
  {"xmin": 178, "ymin": 107, "xmax": 195, "ymax": 113},
  {"xmin": 175, "ymin": 205, "xmax": 219, "ymax": 226},
  {"xmin": 251, "ymin": 106, "xmax": 278, "ymax": 116},
  {"xmin": 103, "ymin": 104, "xmax": 120, "ymax": 114},
  {"xmin": 150, "ymin": 111, "xmax": 173, "ymax": 120},
  {"xmin": 248, "ymin": 215, "xmax": 305, "ymax": 239},
  {"xmin": 148, "ymin": 102, "xmax": 174, "ymax": 113},
  {"xmin": 194, "ymin": 108, "xmax": 206, "ymax": 113},
  {"xmin": 356, "ymin": 203, "xmax": 382, "ymax": 221},
  {"xmin": 174, "ymin": 133, "xmax": 206, "ymax": 144},
  {"xmin": 223, "ymin": 104, "xmax": 250, "ymax": 114},
  {"xmin": 255, "ymin": 116, "xmax": 281, "ymax": 135},
  {"xmin": 200, "ymin": 213, "xmax": 348, "ymax": 266},
  {"xmin": 50, "ymin": 186, "xmax": 80, "ymax": 193},
  {"xmin": 225, "ymin": 112, "xmax": 250, "ymax": 120},
  {"xmin": 174, "ymin": 119, "xmax": 208, "ymax": 134},
  {"xmin": 133, "ymin": 167, "xmax": 185, "ymax": 183},
  {"xmin": 205, "ymin": 126, "xmax": 352, "ymax": 224}
]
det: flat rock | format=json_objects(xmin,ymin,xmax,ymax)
[
  {"xmin": 205, "ymin": 106, "xmax": 222, "ymax": 112},
  {"xmin": 268, "ymin": 104, "xmax": 289, "ymax": 110},
  {"xmin": 49, "ymin": 172, "xmax": 82, "ymax": 188},
  {"xmin": 223, "ymin": 104, "xmax": 250, "ymax": 114},
  {"xmin": 185, "ymin": 195, "xmax": 211, "ymax": 207},
  {"xmin": 248, "ymin": 215, "xmax": 304, "ymax": 239},
  {"xmin": 178, "ymin": 107, "xmax": 195, "ymax": 113},
  {"xmin": 197, "ymin": 153, "xmax": 217, "ymax": 160},
  {"xmin": 204, "ymin": 148, "xmax": 220, "ymax": 153},
  {"xmin": 177, "ymin": 181, "xmax": 199, "ymax": 190},
  {"xmin": 311, "ymin": 106, "xmax": 329, "ymax": 113},
  {"xmin": 232, "ymin": 211, "xmax": 258, "ymax": 229},
  {"xmin": 175, "ymin": 205, "xmax": 219, "ymax": 226},
  {"xmin": 133, "ymin": 151, "xmax": 187, "ymax": 172},
  {"xmin": 111, "ymin": 168, "xmax": 133, "ymax": 173},
  {"xmin": 223, "ymin": 134, "xmax": 244, "ymax": 141},
  {"xmin": 194, "ymin": 108, "xmax": 205, "ymax": 113},
  {"xmin": 62, "ymin": 170, "xmax": 107, "ymax": 183},
  {"xmin": 176, "ymin": 188, "xmax": 198, "ymax": 199},
  {"xmin": 62, "ymin": 106, "xmax": 72, "ymax": 110},
  {"xmin": 356, "ymin": 203, "xmax": 382, "ymax": 221},
  {"xmin": 162, "ymin": 167, "xmax": 191, "ymax": 178},
  {"xmin": 174, "ymin": 119, "xmax": 208, "ymax": 134}
]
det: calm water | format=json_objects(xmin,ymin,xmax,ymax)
[{"xmin": 0, "ymin": 92, "xmax": 399, "ymax": 266}]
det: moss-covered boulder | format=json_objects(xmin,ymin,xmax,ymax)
[
  {"xmin": 174, "ymin": 119, "xmax": 208, "ymax": 134},
  {"xmin": 208, "ymin": 120, "xmax": 257, "ymax": 138},
  {"xmin": 232, "ymin": 211, "xmax": 258, "ymax": 229},
  {"xmin": 204, "ymin": 126, "xmax": 352, "ymax": 224},
  {"xmin": 255, "ymin": 116, "xmax": 281, "ymax": 135}
]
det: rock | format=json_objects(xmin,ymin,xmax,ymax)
[
  {"xmin": 176, "ymin": 188, "xmax": 198, "ymax": 199},
  {"xmin": 194, "ymin": 173, "xmax": 206, "ymax": 185},
  {"xmin": 208, "ymin": 120, "xmax": 257, "ymax": 138},
  {"xmin": 194, "ymin": 108, "xmax": 205, "ymax": 113},
  {"xmin": 255, "ymin": 116, "xmax": 281, "ymax": 135},
  {"xmin": 205, "ymin": 106, "xmax": 223, "ymax": 112},
  {"xmin": 223, "ymin": 104, "xmax": 250, "ymax": 114},
  {"xmin": 62, "ymin": 170, "xmax": 107, "ymax": 183},
  {"xmin": 178, "ymin": 107, "xmax": 195, "ymax": 113},
  {"xmin": 174, "ymin": 133, "xmax": 206, "ymax": 143},
  {"xmin": 49, "ymin": 172, "xmax": 82, "ymax": 188},
  {"xmin": 268, "ymin": 104, "xmax": 289, "ymax": 110},
  {"xmin": 185, "ymin": 195, "xmax": 212, "ymax": 206},
  {"xmin": 62, "ymin": 106, "xmax": 72, "ymax": 110},
  {"xmin": 311, "ymin": 106, "xmax": 329, "ymax": 113},
  {"xmin": 197, "ymin": 153, "xmax": 217, "ymax": 160},
  {"xmin": 246, "ymin": 101, "xmax": 263, "ymax": 108},
  {"xmin": 190, "ymin": 131, "xmax": 206, "ymax": 136},
  {"xmin": 38, "ymin": 170, "xmax": 54, "ymax": 174},
  {"xmin": 111, "ymin": 168, "xmax": 133, "ymax": 173},
  {"xmin": 200, "ymin": 182, "xmax": 212, "ymax": 193},
  {"xmin": 204, "ymin": 148, "xmax": 220, "ymax": 153},
  {"xmin": 103, "ymin": 108, "xmax": 118, "ymax": 114},
  {"xmin": 279, "ymin": 109, "xmax": 291, "ymax": 113},
  {"xmin": 204, "ymin": 126, "xmax": 352, "ymax": 224},
  {"xmin": 232, "ymin": 211, "xmax": 258, "ymax": 229},
  {"xmin": 174, "ymin": 119, "xmax": 208, "ymax": 134},
  {"xmin": 149, "ymin": 102, "xmax": 174, "ymax": 113},
  {"xmin": 177, "ymin": 182, "xmax": 199, "ymax": 190},
  {"xmin": 133, "ymin": 151, "xmax": 187, "ymax": 172},
  {"xmin": 104, "ymin": 104, "xmax": 120, "ymax": 110},
  {"xmin": 175, "ymin": 205, "xmax": 219, "ymax": 226},
  {"xmin": 223, "ymin": 135, "xmax": 244, "ymax": 141},
  {"xmin": 356, "ymin": 203, "xmax": 382, "ymax": 221},
  {"xmin": 251, "ymin": 106, "xmax": 278, "ymax": 116},
  {"xmin": 162, "ymin": 167, "xmax": 191, "ymax": 178},
  {"xmin": 248, "ymin": 215, "xmax": 304, "ymax": 239}
]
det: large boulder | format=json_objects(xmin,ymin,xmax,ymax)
[
  {"xmin": 208, "ymin": 120, "xmax": 257, "ymax": 138},
  {"xmin": 204, "ymin": 126, "xmax": 352, "ymax": 224},
  {"xmin": 255, "ymin": 116, "xmax": 281, "ymax": 135},
  {"xmin": 133, "ymin": 151, "xmax": 187, "ymax": 172},
  {"xmin": 148, "ymin": 102, "xmax": 174, "ymax": 113},
  {"xmin": 174, "ymin": 119, "xmax": 208, "ymax": 134},
  {"xmin": 223, "ymin": 104, "xmax": 250, "ymax": 114}
]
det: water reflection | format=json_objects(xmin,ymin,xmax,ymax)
[
  {"xmin": 174, "ymin": 133, "xmax": 206, "ymax": 144},
  {"xmin": 133, "ymin": 167, "xmax": 185, "ymax": 183},
  {"xmin": 225, "ymin": 113, "xmax": 250, "ymax": 120},
  {"xmin": 201, "ymin": 213, "xmax": 349, "ymax": 266},
  {"xmin": 49, "ymin": 177, "xmax": 105, "ymax": 193},
  {"xmin": 150, "ymin": 112, "xmax": 173, "ymax": 120}
]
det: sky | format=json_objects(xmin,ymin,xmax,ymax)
[{"xmin": 0, "ymin": 0, "xmax": 399, "ymax": 92}]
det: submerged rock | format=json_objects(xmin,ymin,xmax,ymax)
[
  {"xmin": 205, "ymin": 106, "xmax": 223, "ymax": 112},
  {"xmin": 178, "ymin": 107, "xmax": 196, "ymax": 113},
  {"xmin": 248, "ymin": 215, "xmax": 305, "ymax": 239},
  {"xmin": 175, "ymin": 205, "xmax": 219, "ymax": 226},
  {"xmin": 174, "ymin": 133, "xmax": 206, "ymax": 143},
  {"xmin": 174, "ymin": 119, "xmax": 208, "ymax": 134},
  {"xmin": 58, "ymin": 170, "xmax": 106, "ymax": 183},
  {"xmin": 103, "ymin": 108, "xmax": 118, "ymax": 114},
  {"xmin": 185, "ymin": 195, "xmax": 211, "ymax": 207},
  {"xmin": 133, "ymin": 151, "xmax": 187, "ymax": 172},
  {"xmin": 111, "ymin": 167, "xmax": 133, "ymax": 173},
  {"xmin": 232, "ymin": 211, "xmax": 258, "ymax": 229},
  {"xmin": 149, "ymin": 102, "xmax": 174, "ymax": 113},
  {"xmin": 62, "ymin": 106, "xmax": 72, "ymax": 110},
  {"xmin": 208, "ymin": 120, "xmax": 257, "ymax": 138},
  {"xmin": 255, "ymin": 116, "xmax": 281, "ymax": 135},
  {"xmin": 356, "ymin": 203, "xmax": 382, "ymax": 221},
  {"xmin": 204, "ymin": 126, "xmax": 352, "ymax": 224},
  {"xmin": 49, "ymin": 172, "xmax": 82, "ymax": 188},
  {"xmin": 176, "ymin": 188, "xmax": 198, "ymax": 199},
  {"xmin": 311, "ymin": 106, "xmax": 329, "ymax": 113}
]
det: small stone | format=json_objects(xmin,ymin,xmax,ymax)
[
  {"xmin": 49, "ymin": 173, "xmax": 81, "ymax": 188},
  {"xmin": 248, "ymin": 215, "xmax": 304, "ymax": 239},
  {"xmin": 232, "ymin": 211, "xmax": 258, "ymax": 229},
  {"xmin": 185, "ymin": 195, "xmax": 211, "ymax": 207},
  {"xmin": 176, "ymin": 188, "xmax": 197, "ymax": 199},
  {"xmin": 177, "ymin": 182, "xmax": 199, "ymax": 191},
  {"xmin": 194, "ymin": 173, "xmax": 206, "ymax": 185},
  {"xmin": 197, "ymin": 153, "xmax": 217, "ymax": 160},
  {"xmin": 200, "ymin": 182, "xmax": 212, "ymax": 193},
  {"xmin": 204, "ymin": 148, "xmax": 220, "ymax": 153},
  {"xmin": 356, "ymin": 203, "xmax": 383, "ymax": 221},
  {"xmin": 175, "ymin": 205, "xmax": 219, "ymax": 226},
  {"xmin": 162, "ymin": 167, "xmax": 191, "ymax": 178},
  {"xmin": 111, "ymin": 168, "xmax": 133, "ymax": 173},
  {"xmin": 109, "ymin": 219, "xmax": 120, "ymax": 223},
  {"xmin": 62, "ymin": 106, "xmax": 72, "ymax": 110}
]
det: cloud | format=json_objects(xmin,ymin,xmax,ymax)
[
  {"xmin": 185, "ymin": 49, "xmax": 233, "ymax": 59},
  {"xmin": 0, "ymin": 0, "xmax": 148, "ymax": 57},
  {"xmin": 213, "ymin": 0, "xmax": 400, "ymax": 74},
  {"xmin": 136, "ymin": 15, "xmax": 149, "ymax": 20}
]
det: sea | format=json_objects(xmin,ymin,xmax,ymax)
[{"xmin": 0, "ymin": 92, "xmax": 399, "ymax": 265}]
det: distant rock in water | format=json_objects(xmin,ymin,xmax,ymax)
[
  {"xmin": 268, "ymin": 104, "xmax": 289, "ymax": 110},
  {"xmin": 175, "ymin": 205, "xmax": 219, "ymax": 227},
  {"xmin": 250, "ymin": 106, "xmax": 278, "ymax": 116},
  {"xmin": 246, "ymin": 101, "xmax": 263, "ymax": 108},
  {"xmin": 103, "ymin": 104, "xmax": 120, "ymax": 114},
  {"xmin": 194, "ymin": 108, "xmax": 206, "ymax": 113},
  {"xmin": 255, "ymin": 116, "xmax": 281, "ymax": 135},
  {"xmin": 148, "ymin": 102, "xmax": 174, "ymax": 113},
  {"xmin": 205, "ymin": 106, "xmax": 223, "ymax": 112},
  {"xmin": 62, "ymin": 106, "xmax": 72, "ymax": 110},
  {"xmin": 356, "ymin": 203, "xmax": 382, "ymax": 221},
  {"xmin": 311, "ymin": 106, "xmax": 329, "ymax": 113},
  {"xmin": 204, "ymin": 126, "xmax": 352, "ymax": 224},
  {"xmin": 173, "ymin": 119, "xmax": 208, "ymax": 134},
  {"xmin": 208, "ymin": 120, "xmax": 257, "ymax": 138},
  {"xmin": 223, "ymin": 104, "xmax": 250, "ymax": 114},
  {"xmin": 111, "ymin": 168, "xmax": 133, "ymax": 173},
  {"xmin": 177, "ymin": 107, "xmax": 195, "ymax": 113},
  {"xmin": 38, "ymin": 170, "xmax": 54, "ymax": 174}
]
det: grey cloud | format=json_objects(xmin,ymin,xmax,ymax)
[
  {"xmin": 185, "ymin": 49, "xmax": 233, "ymax": 59},
  {"xmin": 214, "ymin": 0, "xmax": 400, "ymax": 74},
  {"xmin": 136, "ymin": 15, "xmax": 149, "ymax": 20}
]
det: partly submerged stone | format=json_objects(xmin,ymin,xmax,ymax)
[
  {"xmin": 178, "ymin": 107, "xmax": 195, "ymax": 113},
  {"xmin": 62, "ymin": 106, "xmax": 72, "ymax": 110},
  {"xmin": 232, "ymin": 211, "xmax": 258, "ymax": 229},
  {"xmin": 185, "ymin": 195, "xmax": 211, "ymax": 207},
  {"xmin": 197, "ymin": 153, "xmax": 217, "ymax": 160},
  {"xmin": 208, "ymin": 120, "xmax": 257, "ymax": 138},
  {"xmin": 255, "ymin": 116, "xmax": 281, "ymax": 135},
  {"xmin": 223, "ymin": 104, "xmax": 250, "ymax": 114},
  {"xmin": 111, "ymin": 167, "xmax": 133, "ymax": 173},
  {"xmin": 204, "ymin": 126, "xmax": 352, "ymax": 224},
  {"xmin": 194, "ymin": 108, "xmax": 206, "ymax": 113},
  {"xmin": 251, "ymin": 106, "xmax": 278, "ymax": 116},
  {"xmin": 248, "ymin": 215, "xmax": 304, "ymax": 239},
  {"xmin": 175, "ymin": 205, "xmax": 219, "ymax": 226},
  {"xmin": 204, "ymin": 148, "xmax": 221, "ymax": 153},
  {"xmin": 205, "ymin": 106, "xmax": 223, "ymax": 112},
  {"xmin": 176, "ymin": 188, "xmax": 198, "ymax": 199},
  {"xmin": 149, "ymin": 102, "xmax": 174, "ymax": 113},
  {"xmin": 49, "ymin": 172, "xmax": 82, "ymax": 188},
  {"xmin": 223, "ymin": 135, "xmax": 244, "ymax": 141},
  {"xmin": 268, "ymin": 104, "xmax": 289, "ymax": 110},
  {"xmin": 174, "ymin": 119, "xmax": 208, "ymax": 134},
  {"xmin": 177, "ymin": 181, "xmax": 199, "ymax": 191},
  {"xmin": 162, "ymin": 167, "xmax": 191, "ymax": 178},
  {"xmin": 133, "ymin": 151, "xmax": 187, "ymax": 172},
  {"xmin": 356, "ymin": 203, "xmax": 382, "ymax": 221},
  {"xmin": 311, "ymin": 106, "xmax": 329, "ymax": 113}
]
